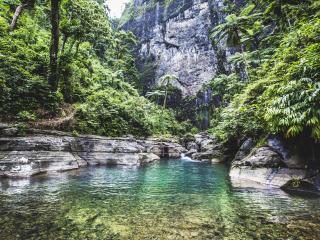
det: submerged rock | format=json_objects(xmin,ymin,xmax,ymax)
[
  {"xmin": 0, "ymin": 132, "xmax": 185, "ymax": 178},
  {"xmin": 281, "ymin": 177, "xmax": 320, "ymax": 197}
]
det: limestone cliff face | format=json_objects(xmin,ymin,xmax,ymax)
[{"xmin": 122, "ymin": 0, "xmax": 233, "ymax": 96}]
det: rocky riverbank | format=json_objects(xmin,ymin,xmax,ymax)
[
  {"xmin": 0, "ymin": 124, "xmax": 186, "ymax": 178},
  {"xmin": 1, "ymin": 123, "xmax": 319, "ymax": 193},
  {"xmin": 181, "ymin": 132, "xmax": 226, "ymax": 163},
  {"xmin": 230, "ymin": 138, "xmax": 320, "ymax": 193},
  {"xmin": 181, "ymin": 132, "xmax": 320, "ymax": 193}
]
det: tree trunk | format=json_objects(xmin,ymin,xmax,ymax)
[
  {"xmin": 49, "ymin": 0, "xmax": 60, "ymax": 93},
  {"xmin": 240, "ymin": 45, "xmax": 250, "ymax": 82},
  {"xmin": 163, "ymin": 89, "xmax": 168, "ymax": 109},
  {"xmin": 10, "ymin": 3, "xmax": 28, "ymax": 31}
]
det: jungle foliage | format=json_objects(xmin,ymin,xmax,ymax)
[
  {"xmin": 209, "ymin": 0, "xmax": 320, "ymax": 143},
  {"xmin": 0, "ymin": 0, "xmax": 185, "ymax": 136}
]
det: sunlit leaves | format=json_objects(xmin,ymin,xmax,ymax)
[
  {"xmin": 266, "ymin": 78, "xmax": 320, "ymax": 140},
  {"xmin": 210, "ymin": 5, "xmax": 320, "ymax": 142}
]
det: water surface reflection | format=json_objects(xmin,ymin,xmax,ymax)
[{"xmin": 0, "ymin": 160, "xmax": 319, "ymax": 239}]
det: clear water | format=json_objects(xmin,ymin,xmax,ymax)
[{"xmin": 0, "ymin": 159, "xmax": 319, "ymax": 240}]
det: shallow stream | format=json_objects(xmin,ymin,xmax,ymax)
[{"xmin": 0, "ymin": 159, "xmax": 319, "ymax": 239}]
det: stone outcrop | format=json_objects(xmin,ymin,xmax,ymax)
[
  {"xmin": 182, "ymin": 132, "xmax": 225, "ymax": 163},
  {"xmin": 230, "ymin": 142, "xmax": 320, "ymax": 192},
  {"xmin": 233, "ymin": 147, "xmax": 284, "ymax": 168},
  {"xmin": 122, "ymin": 0, "xmax": 243, "ymax": 96},
  {"xmin": 234, "ymin": 138, "xmax": 254, "ymax": 162},
  {"xmin": 0, "ymin": 129, "xmax": 186, "ymax": 178}
]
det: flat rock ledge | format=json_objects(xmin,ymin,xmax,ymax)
[
  {"xmin": 0, "ymin": 134, "xmax": 186, "ymax": 178},
  {"xmin": 230, "ymin": 146, "xmax": 320, "ymax": 191},
  {"xmin": 230, "ymin": 167, "xmax": 310, "ymax": 187}
]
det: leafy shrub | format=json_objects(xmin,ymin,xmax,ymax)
[
  {"xmin": 210, "ymin": 15, "xmax": 320, "ymax": 143},
  {"xmin": 75, "ymin": 88, "xmax": 185, "ymax": 137},
  {"xmin": 0, "ymin": 12, "xmax": 54, "ymax": 116},
  {"xmin": 18, "ymin": 111, "xmax": 37, "ymax": 122}
]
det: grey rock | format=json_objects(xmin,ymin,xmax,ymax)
[
  {"xmin": 0, "ymin": 123, "xmax": 10, "ymax": 130},
  {"xmin": 138, "ymin": 153, "xmax": 161, "ymax": 165},
  {"xmin": 194, "ymin": 136, "xmax": 202, "ymax": 146},
  {"xmin": 234, "ymin": 138, "xmax": 254, "ymax": 161},
  {"xmin": 194, "ymin": 132, "xmax": 219, "ymax": 148},
  {"xmin": 267, "ymin": 137, "xmax": 306, "ymax": 169},
  {"xmin": 0, "ymin": 136, "xmax": 73, "ymax": 151},
  {"xmin": 0, "ymin": 134, "xmax": 186, "ymax": 178},
  {"xmin": 234, "ymin": 147, "xmax": 284, "ymax": 168},
  {"xmin": 2, "ymin": 128, "xmax": 19, "ymax": 137},
  {"xmin": 0, "ymin": 151, "xmax": 79, "ymax": 177},
  {"xmin": 230, "ymin": 146, "xmax": 319, "ymax": 190},
  {"xmin": 186, "ymin": 141, "xmax": 199, "ymax": 151},
  {"xmin": 201, "ymin": 142, "xmax": 222, "ymax": 152},
  {"xmin": 230, "ymin": 166, "xmax": 309, "ymax": 188},
  {"xmin": 185, "ymin": 148, "xmax": 197, "ymax": 157},
  {"xmin": 122, "ymin": 0, "xmax": 240, "ymax": 96},
  {"xmin": 192, "ymin": 149, "xmax": 223, "ymax": 162},
  {"xmin": 184, "ymin": 132, "xmax": 224, "ymax": 162}
]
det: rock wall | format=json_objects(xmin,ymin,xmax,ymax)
[
  {"xmin": 0, "ymin": 128, "xmax": 186, "ymax": 177},
  {"xmin": 122, "ymin": 0, "xmax": 236, "ymax": 96},
  {"xmin": 180, "ymin": 131, "xmax": 320, "ymax": 192}
]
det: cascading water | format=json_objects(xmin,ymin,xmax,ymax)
[
  {"xmin": 180, "ymin": 153, "xmax": 200, "ymax": 162},
  {"xmin": 196, "ymin": 88, "xmax": 212, "ymax": 130}
]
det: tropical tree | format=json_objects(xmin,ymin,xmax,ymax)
[
  {"xmin": 227, "ymin": 51, "xmax": 264, "ymax": 81},
  {"xmin": 9, "ymin": 0, "xmax": 36, "ymax": 31},
  {"xmin": 146, "ymin": 74, "xmax": 178, "ymax": 136},
  {"xmin": 210, "ymin": 3, "xmax": 259, "ymax": 49},
  {"xmin": 159, "ymin": 74, "xmax": 178, "ymax": 109},
  {"xmin": 146, "ymin": 90, "xmax": 165, "ymax": 105},
  {"xmin": 49, "ymin": 0, "xmax": 60, "ymax": 93},
  {"xmin": 60, "ymin": 0, "xmax": 111, "ymax": 55},
  {"xmin": 262, "ymin": 0, "xmax": 301, "ymax": 29},
  {"xmin": 210, "ymin": 5, "xmax": 261, "ymax": 80},
  {"xmin": 211, "ymin": 14, "xmax": 252, "ymax": 48}
]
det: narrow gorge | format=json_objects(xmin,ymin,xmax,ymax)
[{"xmin": 0, "ymin": 0, "xmax": 320, "ymax": 239}]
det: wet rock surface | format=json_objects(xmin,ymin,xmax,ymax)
[{"xmin": 0, "ymin": 129, "xmax": 186, "ymax": 178}]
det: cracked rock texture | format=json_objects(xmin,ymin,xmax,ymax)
[
  {"xmin": 0, "ymin": 134, "xmax": 185, "ymax": 178},
  {"xmin": 122, "ymin": 0, "xmax": 242, "ymax": 96},
  {"xmin": 182, "ymin": 132, "xmax": 225, "ymax": 163},
  {"xmin": 230, "ymin": 141, "xmax": 320, "ymax": 191}
]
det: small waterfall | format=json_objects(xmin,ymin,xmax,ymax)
[
  {"xmin": 196, "ymin": 88, "xmax": 212, "ymax": 130},
  {"xmin": 180, "ymin": 153, "xmax": 201, "ymax": 162}
]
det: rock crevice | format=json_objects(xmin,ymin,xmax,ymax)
[{"xmin": 122, "ymin": 0, "xmax": 237, "ymax": 96}]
